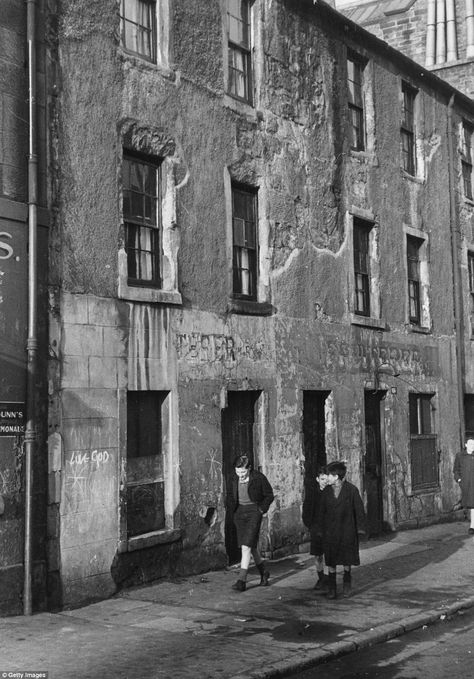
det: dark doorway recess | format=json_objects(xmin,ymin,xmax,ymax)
[
  {"xmin": 303, "ymin": 391, "xmax": 330, "ymax": 482},
  {"xmin": 364, "ymin": 390, "xmax": 385, "ymax": 538},
  {"xmin": 222, "ymin": 391, "xmax": 261, "ymax": 564}
]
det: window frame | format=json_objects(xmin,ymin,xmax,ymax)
[
  {"xmin": 226, "ymin": 0, "xmax": 253, "ymax": 104},
  {"xmin": 126, "ymin": 390, "xmax": 167, "ymax": 538},
  {"xmin": 232, "ymin": 183, "xmax": 258, "ymax": 301},
  {"xmin": 401, "ymin": 81, "xmax": 417, "ymax": 176},
  {"xmin": 347, "ymin": 54, "xmax": 366, "ymax": 152},
  {"xmin": 469, "ymin": 251, "xmax": 474, "ymax": 336},
  {"xmin": 407, "ymin": 235, "xmax": 422, "ymax": 325},
  {"xmin": 409, "ymin": 393, "xmax": 438, "ymax": 492},
  {"xmin": 123, "ymin": 151, "xmax": 162, "ymax": 289},
  {"xmin": 120, "ymin": 0, "xmax": 157, "ymax": 63},
  {"xmin": 353, "ymin": 218, "xmax": 372, "ymax": 317},
  {"xmin": 461, "ymin": 122, "xmax": 474, "ymax": 200}
]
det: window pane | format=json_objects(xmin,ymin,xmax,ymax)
[
  {"xmin": 126, "ymin": 481, "xmax": 165, "ymax": 536},
  {"xmin": 121, "ymin": 0, "xmax": 156, "ymax": 61},
  {"xmin": 124, "ymin": 155, "xmax": 160, "ymax": 286},
  {"xmin": 228, "ymin": 0, "xmax": 249, "ymax": 47},
  {"xmin": 469, "ymin": 253, "xmax": 474, "ymax": 292},
  {"xmin": 228, "ymin": 46, "xmax": 248, "ymax": 100},
  {"xmin": 420, "ymin": 397, "xmax": 432, "ymax": 434},
  {"xmin": 232, "ymin": 186, "xmax": 257, "ymax": 299}
]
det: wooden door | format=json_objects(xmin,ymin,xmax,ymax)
[{"xmin": 364, "ymin": 391, "xmax": 384, "ymax": 537}]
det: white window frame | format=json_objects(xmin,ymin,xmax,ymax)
[
  {"xmin": 119, "ymin": 0, "xmax": 170, "ymax": 68},
  {"xmin": 403, "ymin": 225, "xmax": 431, "ymax": 330}
]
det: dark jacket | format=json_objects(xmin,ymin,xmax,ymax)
[
  {"xmin": 231, "ymin": 469, "xmax": 274, "ymax": 514},
  {"xmin": 453, "ymin": 452, "xmax": 474, "ymax": 508},
  {"xmin": 318, "ymin": 480, "xmax": 366, "ymax": 567},
  {"xmin": 302, "ymin": 478, "xmax": 323, "ymax": 534}
]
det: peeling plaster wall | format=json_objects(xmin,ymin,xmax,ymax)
[{"xmin": 49, "ymin": 0, "xmax": 470, "ymax": 606}]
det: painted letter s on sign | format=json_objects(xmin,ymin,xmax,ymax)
[{"xmin": 0, "ymin": 232, "xmax": 14, "ymax": 260}]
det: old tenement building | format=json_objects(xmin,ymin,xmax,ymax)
[{"xmin": 1, "ymin": 0, "xmax": 474, "ymax": 613}]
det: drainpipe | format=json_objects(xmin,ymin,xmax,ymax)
[
  {"xmin": 436, "ymin": 0, "xmax": 446, "ymax": 64},
  {"xmin": 24, "ymin": 0, "xmax": 38, "ymax": 616},
  {"xmin": 445, "ymin": 0, "xmax": 458, "ymax": 61},
  {"xmin": 466, "ymin": 0, "xmax": 474, "ymax": 58},
  {"xmin": 426, "ymin": 0, "xmax": 437, "ymax": 66},
  {"xmin": 447, "ymin": 94, "xmax": 466, "ymax": 445},
  {"xmin": 446, "ymin": 0, "xmax": 458, "ymax": 61}
]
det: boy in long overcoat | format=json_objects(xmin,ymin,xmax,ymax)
[
  {"xmin": 302, "ymin": 465, "xmax": 328, "ymax": 591},
  {"xmin": 453, "ymin": 436, "xmax": 474, "ymax": 533},
  {"xmin": 318, "ymin": 460, "xmax": 366, "ymax": 599}
]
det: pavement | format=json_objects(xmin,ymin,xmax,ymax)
[{"xmin": 2, "ymin": 520, "xmax": 474, "ymax": 679}]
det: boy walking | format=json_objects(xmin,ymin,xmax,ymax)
[
  {"xmin": 454, "ymin": 436, "xmax": 474, "ymax": 534},
  {"xmin": 318, "ymin": 461, "xmax": 366, "ymax": 599},
  {"xmin": 302, "ymin": 465, "xmax": 329, "ymax": 592}
]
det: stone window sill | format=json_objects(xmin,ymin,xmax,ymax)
[
  {"xmin": 223, "ymin": 94, "xmax": 257, "ymax": 120},
  {"xmin": 400, "ymin": 169, "xmax": 424, "ymax": 184},
  {"xmin": 118, "ymin": 49, "xmax": 176, "ymax": 81},
  {"xmin": 407, "ymin": 324, "xmax": 431, "ymax": 334},
  {"xmin": 350, "ymin": 313, "xmax": 387, "ymax": 330},
  {"xmin": 409, "ymin": 486, "xmax": 440, "ymax": 497},
  {"xmin": 118, "ymin": 285, "xmax": 182, "ymax": 305},
  {"xmin": 228, "ymin": 298, "xmax": 274, "ymax": 316},
  {"xmin": 118, "ymin": 528, "xmax": 182, "ymax": 553},
  {"xmin": 349, "ymin": 150, "xmax": 379, "ymax": 167}
]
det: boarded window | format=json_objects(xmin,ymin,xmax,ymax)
[
  {"xmin": 127, "ymin": 391, "xmax": 166, "ymax": 537},
  {"xmin": 409, "ymin": 393, "xmax": 438, "ymax": 491}
]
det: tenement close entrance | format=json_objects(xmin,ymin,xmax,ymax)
[
  {"xmin": 364, "ymin": 390, "xmax": 385, "ymax": 537},
  {"xmin": 222, "ymin": 391, "xmax": 261, "ymax": 564}
]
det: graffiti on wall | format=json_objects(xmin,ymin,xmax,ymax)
[
  {"xmin": 176, "ymin": 333, "xmax": 267, "ymax": 365},
  {"xmin": 176, "ymin": 329, "xmax": 437, "ymax": 377},
  {"xmin": 65, "ymin": 449, "xmax": 114, "ymax": 509}
]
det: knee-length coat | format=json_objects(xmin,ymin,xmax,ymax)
[
  {"xmin": 318, "ymin": 480, "xmax": 367, "ymax": 567},
  {"xmin": 453, "ymin": 452, "xmax": 474, "ymax": 508}
]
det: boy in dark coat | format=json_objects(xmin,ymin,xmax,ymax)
[
  {"xmin": 230, "ymin": 455, "xmax": 274, "ymax": 592},
  {"xmin": 302, "ymin": 465, "xmax": 329, "ymax": 591},
  {"xmin": 453, "ymin": 436, "xmax": 474, "ymax": 534},
  {"xmin": 318, "ymin": 460, "xmax": 366, "ymax": 599}
]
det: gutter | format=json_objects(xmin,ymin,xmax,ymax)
[
  {"xmin": 24, "ymin": 0, "xmax": 39, "ymax": 616},
  {"xmin": 447, "ymin": 94, "xmax": 466, "ymax": 443}
]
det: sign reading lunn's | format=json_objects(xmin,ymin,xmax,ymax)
[{"xmin": 0, "ymin": 402, "xmax": 25, "ymax": 436}]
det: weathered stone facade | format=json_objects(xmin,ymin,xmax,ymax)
[
  {"xmin": 40, "ymin": 0, "xmax": 474, "ymax": 610},
  {"xmin": 2, "ymin": 0, "xmax": 473, "ymax": 613}
]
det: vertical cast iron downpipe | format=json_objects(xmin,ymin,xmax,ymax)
[
  {"xmin": 447, "ymin": 95, "xmax": 466, "ymax": 445},
  {"xmin": 426, "ymin": 0, "xmax": 437, "ymax": 67},
  {"xmin": 24, "ymin": 0, "xmax": 38, "ymax": 616}
]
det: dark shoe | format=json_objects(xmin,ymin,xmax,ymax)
[
  {"xmin": 342, "ymin": 581, "xmax": 352, "ymax": 597},
  {"xmin": 232, "ymin": 579, "xmax": 246, "ymax": 592},
  {"xmin": 257, "ymin": 562, "xmax": 270, "ymax": 586},
  {"xmin": 314, "ymin": 575, "xmax": 328, "ymax": 593},
  {"xmin": 468, "ymin": 528, "xmax": 474, "ymax": 535},
  {"xmin": 326, "ymin": 572, "xmax": 337, "ymax": 599}
]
